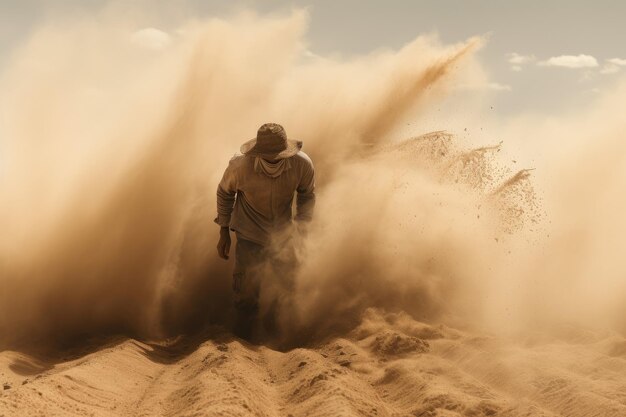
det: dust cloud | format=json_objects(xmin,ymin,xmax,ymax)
[{"xmin": 0, "ymin": 9, "xmax": 624, "ymax": 350}]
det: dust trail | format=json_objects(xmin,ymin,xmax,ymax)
[
  {"xmin": 357, "ymin": 41, "xmax": 481, "ymax": 143},
  {"xmin": 1, "ymin": 7, "xmax": 622, "ymax": 350},
  {"xmin": 271, "ymin": 130, "xmax": 536, "ymax": 345},
  {"xmin": 485, "ymin": 80, "xmax": 626, "ymax": 335},
  {"xmin": 0, "ymin": 11, "xmax": 312, "ymax": 345},
  {"xmin": 0, "ymin": 10, "xmax": 487, "ymax": 348}
]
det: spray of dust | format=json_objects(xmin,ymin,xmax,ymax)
[{"xmin": 0, "ymin": 9, "xmax": 624, "ymax": 349}]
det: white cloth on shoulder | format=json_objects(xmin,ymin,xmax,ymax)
[{"xmin": 254, "ymin": 156, "xmax": 292, "ymax": 178}]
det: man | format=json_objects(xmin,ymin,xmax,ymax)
[{"xmin": 215, "ymin": 123, "xmax": 315, "ymax": 339}]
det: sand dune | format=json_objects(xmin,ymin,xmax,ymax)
[{"xmin": 2, "ymin": 310, "xmax": 625, "ymax": 416}]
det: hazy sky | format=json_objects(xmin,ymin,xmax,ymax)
[{"xmin": 1, "ymin": 0, "xmax": 625, "ymax": 115}]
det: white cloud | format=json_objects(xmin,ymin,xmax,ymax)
[
  {"xmin": 539, "ymin": 54, "xmax": 599, "ymax": 68},
  {"xmin": 487, "ymin": 82, "xmax": 512, "ymax": 92},
  {"xmin": 506, "ymin": 53, "xmax": 535, "ymax": 71},
  {"xmin": 607, "ymin": 58, "xmax": 626, "ymax": 66},
  {"xmin": 507, "ymin": 53, "xmax": 535, "ymax": 65},
  {"xmin": 131, "ymin": 28, "xmax": 172, "ymax": 50}
]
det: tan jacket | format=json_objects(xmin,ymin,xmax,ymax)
[{"xmin": 215, "ymin": 152, "xmax": 315, "ymax": 245}]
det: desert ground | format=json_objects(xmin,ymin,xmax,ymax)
[{"xmin": 2, "ymin": 310, "xmax": 626, "ymax": 416}]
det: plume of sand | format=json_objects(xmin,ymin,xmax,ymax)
[
  {"xmin": 482, "ymin": 81, "xmax": 626, "ymax": 336},
  {"xmin": 0, "ymin": 10, "xmax": 487, "ymax": 347}
]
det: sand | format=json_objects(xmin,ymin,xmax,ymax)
[{"xmin": 2, "ymin": 310, "xmax": 626, "ymax": 416}]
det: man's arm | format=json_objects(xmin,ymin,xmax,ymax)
[
  {"xmin": 295, "ymin": 155, "xmax": 315, "ymax": 223},
  {"xmin": 216, "ymin": 184, "xmax": 236, "ymax": 228},
  {"xmin": 215, "ymin": 160, "xmax": 237, "ymax": 259}
]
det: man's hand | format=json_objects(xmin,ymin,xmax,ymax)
[{"xmin": 217, "ymin": 227, "xmax": 231, "ymax": 260}]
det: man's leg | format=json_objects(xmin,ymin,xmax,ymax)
[
  {"xmin": 260, "ymin": 234, "xmax": 299, "ymax": 338},
  {"xmin": 232, "ymin": 237, "xmax": 266, "ymax": 339}
]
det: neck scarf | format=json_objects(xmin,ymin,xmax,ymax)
[{"xmin": 254, "ymin": 156, "xmax": 291, "ymax": 178}]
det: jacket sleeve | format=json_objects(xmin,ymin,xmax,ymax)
[
  {"xmin": 295, "ymin": 155, "xmax": 315, "ymax": 222},
  {"xmin": 214, "ymin": 159, "xmax": 238, "ymax": 227}
]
